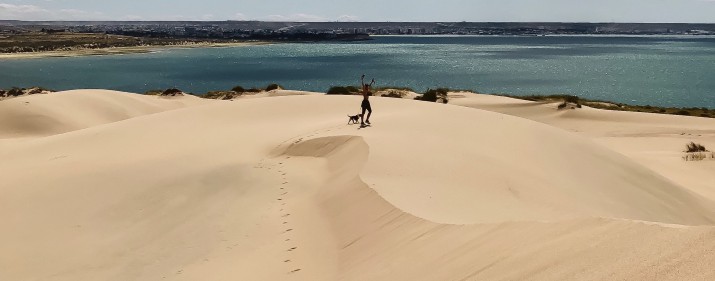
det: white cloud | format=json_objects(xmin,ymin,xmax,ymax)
[
  {"xmin": 122, "ymin": 14, "xmax": 144, "ymax": 21},
  {"xmin": 263, "ymin": 13, "xmax": 328, "ymax": 22},
  {"xmin": 234, "ymin": 12, "xmax": 248, "ymax": 21},
  {"xmin": 0, "ymin": 3, "xmax": 103, "ymax": 20},
  {"xmin": 337, "ymin": 15, "xmax": 359, "ymax": 22}
]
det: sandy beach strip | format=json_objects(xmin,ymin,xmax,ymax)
[{"xmin": 0, "ymin": 41, "xmax": 272, "ymax": 60}]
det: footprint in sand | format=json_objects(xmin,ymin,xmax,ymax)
[
  {"xmin": 290, "ymin": 269, "xmax": 302, "ymax": 274},
  {"xmin": 287, "ymin": 246, "xmax": 297, "ymax": 251}
]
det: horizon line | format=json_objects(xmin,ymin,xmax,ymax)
[{"xmin": 2, "ymin": 20, "xmax": 715, "ymax": 24}]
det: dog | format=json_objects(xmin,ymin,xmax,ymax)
[{"xmin": 348, "ymin": 114, "xmax": 363, "ymax": 124}]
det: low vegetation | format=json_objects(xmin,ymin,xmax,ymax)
[
  {"xmin": 161, "ymin": 88, "xmax": 184, "ymax": 96},
  {"xmin": 204, "ymin": 91, "xmax": 241, "ymax": 100},
  {"xmin": 231, "ymin": 86, "xmax": 246, "ymax": 93},
  {"xmin": 415, "ymin": 88, "xmax": 449, "ymax": 104},
  {"xmin": 682, "ymin": 142, "xmax": 714, "ymax": 161},
  {"xmin": 504, "ymin": 94, "xmax": 714, "ymax": 118},
  {"xmin": 0, "ymin": 32, "xmax": 234, "ymax": 54},
  {"xmin": 381, "ymin": 90, "xmax": 405, "ymax": 98},
  {"xmin": 326, "ymin": 86, "xmax": 360, "ymax": 95},
  {"xmin": 265, "ymin": 83, "xmax": 282, "ymax": 91},
  {"xmin": 148, "ymin": 84, "xmax": 281, "ymax": 100},
  {"xmin": 685, "ymin": 142, "xmax": 708, "ymax": 153},
  {"xmin": 374, "ymin": 86, "xmax": 414, "ymax": 92},
  {"xmin": 0, "ymin": 87, "xmax": 54, "ymax": 98}
]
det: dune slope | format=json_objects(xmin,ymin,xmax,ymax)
[
  {"xmin": 0, "ymin": 90, "xmax": 209, "ymax": 138},
  {"xmin": 1, "ymin": 91, "xmax": 714, "ymax": 280},
  {"xmin": 449, "ymin": 92, "xmax": 715, "ymax": 201}
]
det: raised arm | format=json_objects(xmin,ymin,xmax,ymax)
[
  {"xmin": 370, "ymin": 78, "xmax": 376, "ymax": 87},
  {"xmin": 361, "ymin": 74, "xmax": 366, "ymax": 87}
]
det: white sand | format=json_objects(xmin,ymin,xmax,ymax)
[{"xmin": 1, "ymin": 90, "xmax": 714, "ymax": 280}]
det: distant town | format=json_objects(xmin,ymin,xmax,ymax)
[{"xmin": 2, "ymin": 21, "xmax": 714, "ymax": 53}]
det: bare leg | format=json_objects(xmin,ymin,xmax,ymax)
[
  {"xmin": 361, "ymin": 107, "xmax": 367, "ymax": 124},
  {"xmin": 366, "ymin": 109, "xmax": 372, "ymax": 124}
]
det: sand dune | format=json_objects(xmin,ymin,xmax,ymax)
[
  {"xmin": 1, "ymin": 90, "xmax": 714, "ymax": 280},
  {"xmin": 449, "ymin": 92, "xmax": 715, "ymax": 201},
  {"xmin": 0, "ymin": 90, "xmax": 209, "ymax": 138}
]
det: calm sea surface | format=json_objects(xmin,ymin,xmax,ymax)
[{"xmin": 1, "ymin": 35, "xmax": 714, "ymax": 108}]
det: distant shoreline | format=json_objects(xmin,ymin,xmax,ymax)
[{"xmin": 0, "ymin": 41, "xmax": 272, "ymax": 60}]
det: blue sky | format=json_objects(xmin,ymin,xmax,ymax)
[{"xmin": 1, "ymin": 0, "xmax": 714, "ymax": 22}]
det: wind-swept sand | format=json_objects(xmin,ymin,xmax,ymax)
[
  {"xmin": 1, "ymin": 90, "xmax": 714, "ymax": 280},
  {"xmin": 449, "ymin": 92, "xmax": 715, "ymax": 201}
]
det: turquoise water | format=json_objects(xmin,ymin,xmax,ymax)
[{"xmin": 1, "ymin": 35, "xmax": 714, "ymax": 108}]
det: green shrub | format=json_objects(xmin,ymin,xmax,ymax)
[{"xmin": 265, "ymin": 83, "xmax": 282, "ymax": 91}]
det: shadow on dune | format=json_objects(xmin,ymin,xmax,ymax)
[{"xmin": 273, "ymin": 135, "xmax": 715, "ymax": 280}]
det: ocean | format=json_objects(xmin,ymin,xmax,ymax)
[{"xmin": 1, "ymin": 35, "xmax": 714, "ymax": 108}]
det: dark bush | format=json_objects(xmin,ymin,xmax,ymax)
[
  {"xmin": 416, "ymin": 88, "xmax": 448, "ymax": 103},
  {"xmin": 231, "ymin": 86, "xmax": 245, "ymax": 93},
  {"xmin": 144, "ymin": 89, "xmax": 163, "ymax": 95},
  {"xmin": 562, "ymin": 95, "xmax": 579, "ymax": 104},
  {"xmin": 675, "ymin": 110, "xmax": 691, "ymax": 116},
  {"xmin": 686, "ymin": 142, "xmax": 708, "ymax": 152},
  {"xmin": 327, "ymin": 86, "xmax": 359, "ymax": 95},
  {"xmin": 204, "ymin": 91, "xmax": 239, "ymax": 100},
  {"xmin": 161, "ymin": 88, "xmax": 183, "ymax": 96},
  {"xmin": 265, "ymin": 83, "xmax": 282, "ymax": 91},
  {"xmin": 246, "ymin": 88, "xmax": 262, "ymax": 93},
  {"xmin": 375, "ymin": 86, "xmax": 414, "ymax": 92},
  {"xmin": 7, "ymin": 87, "xmax": 24, "ymax": 97},
  {"xmin": 382, "ymin": 90, "xmax": 403, "ymax": 98}
]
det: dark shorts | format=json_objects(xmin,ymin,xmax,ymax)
[{"xmin": 361, "ymin": 99, "xmax": 372, "ymax": 111}]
